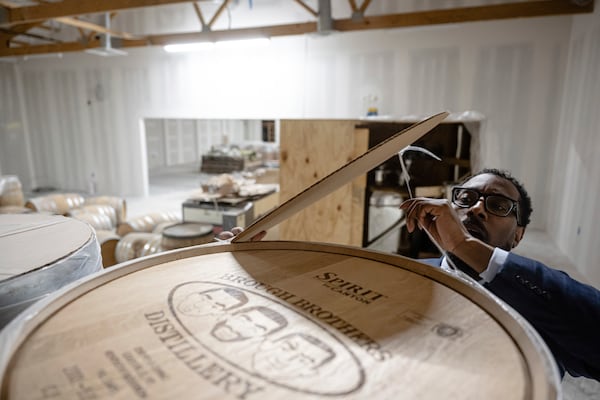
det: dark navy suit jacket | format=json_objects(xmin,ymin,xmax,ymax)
[{"xmin": 422, "ymin": 252, "xmax": 600, "ymax": 381}]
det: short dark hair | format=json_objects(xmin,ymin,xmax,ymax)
[
  {"xmin": 463, "ymin": 168, "xmax": 533, "ymax": 227},
  {"xmin": 234, "ymin": 306, "xmax": 288, "ymax": 335}
]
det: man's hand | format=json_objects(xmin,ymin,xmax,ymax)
[
  {"xmin": 400, "ymin": 197, "xmax": 494, "ymax": 273},
  {"xmin": 216, "ymin": 227, "xmax": 267, "ymax": 242},
  {"xmin": 400, "ymin": 197, "xmax": 470, "ymax": 253}
]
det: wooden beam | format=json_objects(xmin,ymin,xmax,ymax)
[
  {"xmin": 0, "ymin": 0, "xmax": 594, "ymax": 58},
  {"xmin": 0, "ymin": 38, "xmax": 102, "ymax": 55},
  {"xmin": 0, "ymin": 21, "xmax": 316, "ymax": 56},
  {"xmin": 147, "ymin": 21, "xmax": 317, "ymax": 45},
  {"xmin": 334, "ymin": 1, "xmax": 595, "ymax": 31},
  {"xmin": 294, "ymin": 0, "xmax": 318, "ymax": 17},
  {"xmin": 0, "ymin": 0, "xmax": 194, "ymax": 26},
  {"xmin": 207, "ymin": 0, "xmax": 230, "ymax": 28},
  {"xmin": 192, "ymin": 2, "xmax": 207, "ymax": 30},
  {"xmin": 358, "ymin": 0, "xmax": 372, "ymax": 14},
  {"xmin": 0, "ymin": 25, "xmax": 60, "ymax": 44},
  {"xmin": 348, "ymin": 0, "xmax": 358, "ymax": 13},
  {"xmin": 54, "ymin": 16, "xmax": 141, "ymax": 40}
]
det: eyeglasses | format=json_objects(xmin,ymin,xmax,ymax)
[{"xmin": 451, "ymin": 187, "xmax": 521, "ymax": 223}]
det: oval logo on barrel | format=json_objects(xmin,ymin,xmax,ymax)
[{"xmin": 168, "ymin": 281, "xmax": 365, "ymax": 395}]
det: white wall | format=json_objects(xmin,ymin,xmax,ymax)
[
  {"xmin": 1, "ymin": 17, "xmax": 572, "ymax": 199},
  {"xmin": 549, "ymin": 9, "xmax": 600, "ymax": 284},
  {"xmin": 1, "ymin": 12, "xmax": 598, "ymax": 283}
]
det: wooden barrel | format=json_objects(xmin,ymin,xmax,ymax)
[
  {"xmin": 0, "ymin": 214, "xmax": 102, "ymax": 329},
  {"xmin": 0, "ymin": 175, "xmax": 25, "ymax": 207},
  {"xmin": 0, "ymin": 242, "xmax": 560, "ymax": 399},
  {"xmin": 139, "ymin": 235, "xmax": 164, "ymax": 258},
  {"xmin": 70, "ymin": 212, "xmax": 114, "ymax": 231},
  {"xmin": 116, "ymin": 211, "xmax": 180, "ymax": 237},
  {"xmin": 70, "ymin": 204, "xmax": 118, "ymax": 228},
  {"xmin": 115, "ymin": 232, "xmax": 162, "ymax": 263},
  {"xmin": 95, "ymin": 230, "xmax": 121, "ymax": 268},
  {"xmin": 25, "ymin": 193, "xmax": 85, "ymax": 215},
  {"xmin": 85, "ymin": 196, "xmax": 127, "ymax": 225},
  {"xmin": 161, "ymin": 222, "xmax": 214, "ymax": 250}
]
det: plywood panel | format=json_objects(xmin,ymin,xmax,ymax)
[{"xmin": 279, "ymin": 120, "xmax": 366, "ymax": 246}]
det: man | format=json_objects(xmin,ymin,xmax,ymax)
[
  {"xmin": 252, "ymin": 332, "xmax": 336, "ymax": 380},
  {"xmin": 400, "ymin": 168, "xmax": 600, "ymax": 381},
  {"xmin": 211, "ymin": 305, "xmax": 288, "ymax": 342},
  {"xmin": 177, "ymin": 287, "xmax": 249, "ymax": 317}
]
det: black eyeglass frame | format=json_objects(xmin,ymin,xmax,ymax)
[{"xmin": 451, "ymin": 187, "xmax": 523, "ymax": 226}]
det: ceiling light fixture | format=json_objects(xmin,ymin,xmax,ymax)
[
  {"xmin": 163, "ymin": 42, "xmax": 214, "ymax": 53},
  {"xmin": 163, "ymin": 37, "xmax": 270, "ymax": 53},
  {"xmin": 214, "ymin": 37, "xmax": 270, "ymax": 49}
]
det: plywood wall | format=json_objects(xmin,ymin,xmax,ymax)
[{"xmin": 279, "ymin": 120, "xmax": 368, "ymax": 246}]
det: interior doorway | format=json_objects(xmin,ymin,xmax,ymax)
[{"xmin": 143, "ymin": 118, "xmax": 277, "ymax": 195}]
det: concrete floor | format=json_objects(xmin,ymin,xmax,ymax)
[{"xmin": 133, "ymin": 165, "xmax": 600, "ymax": 399}]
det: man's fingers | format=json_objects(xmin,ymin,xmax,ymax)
[
  {"xmin": 230, "ymin": 227, "xmax": 244, "ymax": 235},
  {"xmin": 216, "ymin": 231, "xmax": 234, "ymax": 240},
  {"xmin": 251, "ymin": 231, "xmax": 267, "ymax": 242},
  {"xmin": 216, "ymin": 227, "xmax": 266, "ymax": 242}
]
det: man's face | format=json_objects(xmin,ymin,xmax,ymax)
[
  {"xmin": 211, "ymin": 308, "xmax": 282, "ymax": 342},
  {"xmin": 177, "ymin": 289, "xmax": 242, "ymax": 316},
  {"xmin": 252, "ymin": 334, "xmax": 334, "ymax": 378},
  {"xmin": 453, "ymin": 173, "xmax": 524, "ymax": 251}
]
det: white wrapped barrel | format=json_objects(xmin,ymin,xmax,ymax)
[
  {"xmin": 0, "ymin": 176, "xmax": 25, "ymax": 207},
  {"xmin": 25, "ymin": 193, "xmax": 85, "ymax": 215},
  {"xmin": 0, "ymin": 214, "xmax": 102, "ymax": 329},
  {"xmin": 0, "ymin": 242, "xmax": 560, "ymax": 399},
  {"xmin": 116, "ymin": 211, "xmax": 180, "ymax": 237}
]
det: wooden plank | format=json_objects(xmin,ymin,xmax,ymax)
[
  {"xmin": 334, "ymin": 1, "xmax": 595, "ymax": 31},
  {"xmin": 192, "ymin": 2, "xmax": 206, "ymax": 30},
  {"xmin": 53, "ymin": 17, "xmax": 141, "ymax": 40},
  {"xmin": 0, "ymin": 0, "xmax": 194, "ymax": 26},
  {"xmin": 294, "ymin": 0, "xmax": 318, "ymax": 17},
  {"xmin": 207, "ymin": 0, "xmax": 230, "ymax": 28},
  {"xmin": 278, "ymin": 119, "xmax": 362, "ymax": 246},
  {"xmin": 350, "ymin": 127, "xmax": 369, "ymax": 246},
  {"xmin": 0, "ymin": 0, "xmax": 593, "ymax": 57},
  {"xmin": 0, "ymin": 39, "xmax": 101, "ymax": 55},
  {"xmin": 147, "ymin": 21, "xmax": 316, "ymax": 45}
]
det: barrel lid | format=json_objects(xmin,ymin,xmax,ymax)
[
  {"xmin": 0, "ymin": 242, "xmax": 560, "ymax": 399},
  {"xmin": 0, "ymin": 214, "xmax": 93, "ymax": 281},
  {"xmin": 162, "ymin": 222, "xmax": 214, "ymax": 239}
]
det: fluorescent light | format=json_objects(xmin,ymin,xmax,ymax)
[
  {"xmin": 22, "ymin": 53, "xmax": 64, "ymax": 61},
  {"xmin": 215, "ymin": 37, "xmax": 270, "ymax": 49},
  {"xmin": 84, "ymin": 48, "xmax": 127, "ymax": 57},
  {"xmin": 164, "ymin": 42, "xmax": 214, "ymax": 53}
]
